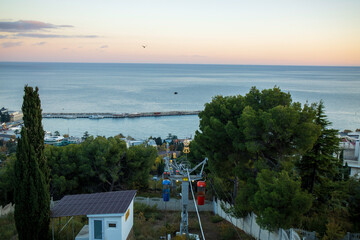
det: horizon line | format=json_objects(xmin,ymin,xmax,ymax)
[{"xmin": 0, "ymin": 60, "xmax": 359, "ymax": 68}]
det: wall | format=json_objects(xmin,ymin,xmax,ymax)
[
  {"xmin": 88, "ymin": 215, "xmax": 123, "ymax": 240},
  {"xmin": 121, "ymin": 200, "xmax": 134, "ymax": 240}
]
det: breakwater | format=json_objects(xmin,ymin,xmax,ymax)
[{"xmin": 42, "ymin": 110, "xmax": 201, "ymax": 119}]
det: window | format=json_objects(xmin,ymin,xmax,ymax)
[{"xmin": 108, "ymin": 223, "xmax": 116, "ymax": 228}]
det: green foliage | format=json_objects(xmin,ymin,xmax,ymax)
[
  {"xmin": 296, "ymin": 101, "xmax": 341, "ymax": 194},
  {"xmin": 0, "ymin": 213, "xmax": 17, "ymax": 240},
  {"xmin": 253, "ymin": 170, "xmax": 312, "ymax": 231},
  {"xmin": 134, "ymin": 203, "xmax": 163, "ymax": 221},
  {"xmin": 0, "ymin": 154, "xmax": 16, "ymax": 205},
  {"xmin": 193, "ymin": 86, "xmax": 319, "ymax": 219},
  {"xmin": 14, "ymin": 86, "xmax": 50, "ymax": 240},
  {"xmin": 348, "ymin": 178, "xmax": 360, "ymax": 231},
  {"xmin": 322, "ymin": 218, "xmax": 346, "ymax": 240},
  {"xmin": 45, "ymin": 136, "xmax": 156, "ymax": 198},
  {"xmin": 210, "ymin": 214, "xmax": 224, "ymax": 223},
  {"xmin": 233, "ymin": 177, "xmax": 258, "ymax": 218},
  {"xmin": 219, "ymin": 222, "xmax": 237, "ymax": 240},
  {"xmin": 125, "ymin": 145, "xmax": 157, "ymax": 189}
]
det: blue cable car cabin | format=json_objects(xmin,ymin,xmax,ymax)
[{"xmin": 163, "ymin": 180, "xmax": 170, "ymax": 201}]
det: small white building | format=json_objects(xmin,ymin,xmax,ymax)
[
  {"xmin": 51, "ymin": 190, "xmax": 136, "ymax": 240},
  {"xmin": 340, "ymin": 133, "xmax": 360, "ymax": 177}
]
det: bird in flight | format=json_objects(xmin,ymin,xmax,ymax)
[{"xmin": 142, "ymin": 45, "xmax": 147, "ymax": 48}]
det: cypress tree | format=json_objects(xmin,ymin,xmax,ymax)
[{"xmin": 14, "ymin": 86, "xmax": 50, "ymax": 240}]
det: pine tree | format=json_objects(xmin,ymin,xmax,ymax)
[
  {"xmin": 296, "ymin": 100, "xmax": 341, "ymax": 194},
  {"xmin": 14, "ymin": 86, "xmax": 50, "ymax": 240}
]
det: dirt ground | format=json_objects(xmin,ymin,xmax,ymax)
[{"xmin": 133, "ymin": 204, "xmax": 254, "ymax": 240}]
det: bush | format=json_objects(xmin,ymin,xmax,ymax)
[
  {"xmin": 211, "ymin": 214, "xmax": 224, "ymax": 223},
  {"xmin": 0, "ymin": 213, "xmax": 17, "ymax": 240},
  {"xmin": 220, "ymin": 222, "xmax": 236, "ymax": 240},
  {"xmin": 134, "ymin": 203, "xmax": 163, "ymax": 220}
]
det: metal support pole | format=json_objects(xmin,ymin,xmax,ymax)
[
  {"xmin": 72, "ymin": 217, "xmax": 74, "ymax": 239},
  {"xmin": 180, "ymin": 180, "xmax": 189, "ymax": 237},
  {"xmin": 165, "ymin": 201, "xmax": 167, "ymax": 239},
  {"xmin": 52, "ymin": 218, "xmax": 54, "ymax": 240}
]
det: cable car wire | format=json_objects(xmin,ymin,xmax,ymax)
[{"xmin": 187, "ymin": 170, "xmax": 206, "ymax": 240}]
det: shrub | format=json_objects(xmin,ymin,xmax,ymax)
[
  {"xmin": 211, "ymin": 214, "xmax": 224, "ymax": 223},
  {"xmin": 220, "ymin": 222, "xmax": 236, "ymax": 240}
]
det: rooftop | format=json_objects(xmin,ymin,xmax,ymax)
[{"xmin": 51, "ymin": 190, "xmax": 137, "ymax": 218}]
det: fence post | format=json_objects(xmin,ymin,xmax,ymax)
[
  {"xmin": 259, "ymin": 227, "xmax": 261, "ymax": 240},
  {"xmin": 250, "ymin": 212, "xmax": 253, "ymax": 236}
]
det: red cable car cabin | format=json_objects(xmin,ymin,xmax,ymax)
[{"xmin": 197, "ymin": 181, "xmax": 206, "ymax": 205}]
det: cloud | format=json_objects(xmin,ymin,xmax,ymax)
[
  {"xmin": 33, "ymin": 41, "xmax": 46, "ymax": 46},
  {"xmin": 0, "ymin": 20, "xmax": 73, "ymax": 32},
  {"xmin": 1, "ymin": 41, "xmax": 22, "ymax": 48},
  {"xmin": 15, "ymin": 33, "xmax": 99, "ymax": 38},
  {"xmin": 0, "ymin": 35, "xmax": 8, "ymax": 39},
  {"xmin": 100, "ymin": 45, "xmax": 108, "ymax": 48}
]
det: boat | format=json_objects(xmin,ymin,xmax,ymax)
[
  {"xmin": 44, "ymin": 136, "xmax": 64, "ymax": 146},
  {"xmin": 89, "ymin": 115, "xmax": 104, "ymax": 119}
]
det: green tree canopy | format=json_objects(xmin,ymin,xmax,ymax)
[
  {"xmin": 194, "ymin": 87, "xmax": 320, "ymax": 204},
  {"xmin": 14, "ymin": 86, "xmax": 50, "ymax": 240},
  {"xmin": 296, "ymin": 100, "xmax": 341, "ymax": 194},
  {"xmin": 253, "ymin": 170, "xmax": 312, "ymax": 231}
]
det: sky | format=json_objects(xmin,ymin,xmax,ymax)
[{"xmin": 0, "ymin": 0, "xmax": 359, "ymax": 66}]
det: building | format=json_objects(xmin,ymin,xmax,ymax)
[
  {"xmin": 51, "ymin": 190, "xmax": 136, "ymax": 240},
  {"xmin": 125, "ymin": 139, "xmax": 157, "ymax": 148},
  {"xmin": 340, "ymin": 132, "xmax": 360, "ymax": 177},
  {"xmin": 0, "ymin": 108, "xmax": 23, "ymax": 123},
  {"xmin": 8, "ymin": 111, "xmax": 23, "ymax": 122}
]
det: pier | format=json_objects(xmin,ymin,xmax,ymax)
[{"xmin": 42, "ymin": 110, "xmax": 201, "ymax": 119}]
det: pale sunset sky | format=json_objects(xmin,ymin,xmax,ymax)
[{"xmin": 0, "ymin": 0, "xmax": 359, "ymax": 66}]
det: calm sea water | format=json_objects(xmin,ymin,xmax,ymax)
[{"xmin": 1, "ymin": 62, "xmax": 360, "ymax": 139}]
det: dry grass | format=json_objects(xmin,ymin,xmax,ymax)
[{"xmin": 133, "ymin": 203, "xmax": 254, "ymax": 240}]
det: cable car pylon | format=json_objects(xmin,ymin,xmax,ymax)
[{"xmin": 162, "ymin": 139, "xmax": 207, "ymax": 239}]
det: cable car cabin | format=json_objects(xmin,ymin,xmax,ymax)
[
  {"xmin": 176, "ymin": 170, "xmax": 179, "ymax": 175},
  {"xmin": 163, "ymin": 171, "xmax": 170, "ymax": 179},
  {"xmin": 163, "ymin": 180, "xmax": 170, "ymax": 202},
  {"xmin": 197, "ymin": 181, "xmax": 206, "ymax": 205}
]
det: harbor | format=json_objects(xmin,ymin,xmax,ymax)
[{"xmin": 42, "ymin": 110, "xmax": 201, "ymax": 119}]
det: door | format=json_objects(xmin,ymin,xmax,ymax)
[{"xmin": 93, "ymin": 219, "xmax": 104, "ymax": 240}]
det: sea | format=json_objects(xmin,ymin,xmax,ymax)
[{"xmin": 1, "ymin": 62, "xmax": 360, "ymax": 139}]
